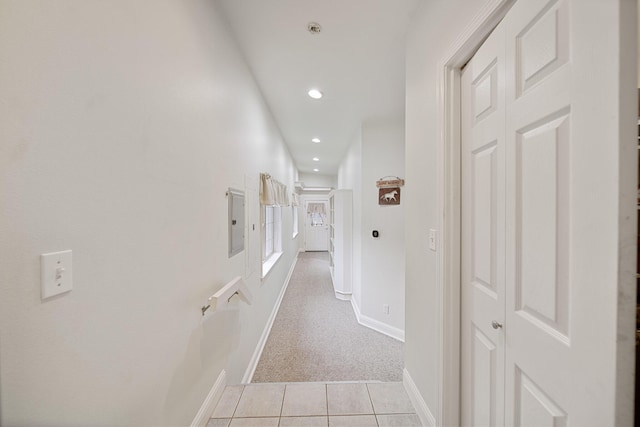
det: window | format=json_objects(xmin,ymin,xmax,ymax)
[
  {"xmin": 309, "ymin": 211, "xmax": 325, "ymax": 227},
  {"xmin": 292, "ymin": 206, "xmax": 299, "ymax": 238},
  {"xmin": 306, "ymin": 202, "xmax": 327, "ymax": 227},
  {"xmin": 264, "ymin": 206, "xmax": 275, "ymax": 259},
  {"xmin": 259, "ymin": 172, "xmax": 287, "ymax": 278},
  {"xmin": 262, "ymin": 205, "xmax": 282, "ymax": 277}
]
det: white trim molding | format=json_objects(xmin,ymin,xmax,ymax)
[
  {"xmin": 403, "ymin": 368, "xmax": 436, "ymax": 427},
  {"xmin": 334, "ymin": 291, "xmax": 352, "ymax": 301},
  {"xmin": 242, "ymin": 253, "xmax": 299, "ymax": 383},
  {"xmin": 190, "ymin": 370, "xmax": 227, "ymax": 427},
  {"xmin": 435, "ymin": 0, "xmax": 515, "ymax": 425},
  {"xmin": 350, "ymin": 297, "xmax": 404, "ymax": 342}
]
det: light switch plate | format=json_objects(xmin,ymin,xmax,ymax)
[
  {"xmin": 41, "ymin": 250, "xmax": 73, "ymax": 299},
  {"xmin": 429, "ymin": 229, "xmax": 437, "ymax": 251}
]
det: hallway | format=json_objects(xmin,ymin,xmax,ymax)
[
  {"xmin": 252, "ymin": 252, "xmax": 404, "ymax": 383},
  {"xmin": 0, "ymin": 1, "xmax": 635, "ymax": 426}
]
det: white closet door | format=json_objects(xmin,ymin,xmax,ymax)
[
  {"xmin": 460, "ymin": 18, "xmax": 507, "ymax": 427},
  {"xmin": 503, "ymin": 0, "xmax": 588, "ymax": 425},
  {"xmin": 462, "ymin": 0, "xmax": 628, "ymax": 425}
]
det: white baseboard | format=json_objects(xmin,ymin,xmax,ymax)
[
  {"xmin": 241, "ymin": 253, "xmax": 299, "ymax": 383},
  {"xmin": 350, "ymin": 298, "xmax": 405, "ymax": 342},
  {"xmin": 403, "ymin": 368, "xmax": 436, "ymax": 427},
  {"xmin": 334, "ymin": 291, "xmax": 352, "ymax": 301},
  {"xmin": 190, "ymin": 369, "xmax": 227, "ymax": 427}
]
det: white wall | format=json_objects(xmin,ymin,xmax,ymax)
[
  {"xmin": 337, "ymin": 119, "xmax": 405, "ymax": 337},
  {"xmin": 298, "ymin": 172, "xmax": 337, "ymax": 189},
  {"xmin": 360, "ymin": 120, "xmax": 405, "ymax": 332},
  {"xmin": 404, "ymin": 0, "xmax": 490, "ymax": 411},
  {"xmin": 0, "ymin": 1, "xmax": 298, "ymax": 426}
]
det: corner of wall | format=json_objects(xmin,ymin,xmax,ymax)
[
  {"xmin": 190, "ymin": 370, "xmax": 227, "ymax": 427},
  {"xmin": 351, "ymin": 297, "xmax": 405, "ymax": 342},
  {"xmin": 403, "ymin": 368, "xmax": 436, "ymax": 427}
]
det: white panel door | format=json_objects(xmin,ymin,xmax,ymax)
[
  {"xmin": 462, "ymin": 0, "xmax": 627, "ymax": 425},
  {"xmin": 503, "ymin": 1, "xmax": 576, "ymax": 425},
  {"xmin": 461, "ymin": 18, "xmax": 506, "ymax": 427},
  {"xmin": 305, "ymin": 200, "xmax": 329, "ymax": 251}
]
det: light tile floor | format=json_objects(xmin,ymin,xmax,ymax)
[{"xmin": 208, "ymin": 382, "xmax": 422, "ymax": 427}]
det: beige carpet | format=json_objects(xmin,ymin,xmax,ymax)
[{"xmin": 252, "ymin": 252, "xmax": 404, "ymax": 383}]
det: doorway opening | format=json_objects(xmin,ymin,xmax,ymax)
[{"xmin": 304, "ymin": 199, "xmax": 330, "ymax": 252}]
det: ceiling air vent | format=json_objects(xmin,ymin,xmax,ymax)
[{"xmin": 307, "ymin": 22, "xmax": 322, "ymax": 34}]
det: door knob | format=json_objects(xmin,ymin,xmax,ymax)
[{"xmin": 492, "ymin": 320, "xmax": 503, "ymax": 330}]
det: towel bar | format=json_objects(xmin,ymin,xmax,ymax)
[{"xmin": 201, "ymin": 276, "xmax": 252, "ymax": 315}]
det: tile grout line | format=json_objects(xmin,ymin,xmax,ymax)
[
  {"xmin": 279, "ymin": 384, "xmax": 286, "ymax": 425},
  {"xmin": 277, "ymin": 384, "xmax": 283, "ymax": 427},
  {"xmin": 231, "ymin": 385, "xmax": 245, "ymax": 420},
  {"xmin": 365, "ymin": 383, "xmax": 380, "ymax": 427},
  {"xmin": 325, "ymin": 383, "xmax": 330, "ymax": 425}
]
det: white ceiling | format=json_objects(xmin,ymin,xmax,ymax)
[{"xmin": 215, "ymin": 0, "xmax": 419, "ymax": 176}]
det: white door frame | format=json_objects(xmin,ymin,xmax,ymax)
[{"xmin": 435, "ymin": 1, "xmax": 515, "ymax": 425}]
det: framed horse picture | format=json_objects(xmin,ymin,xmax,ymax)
[{"xmin": 379, "ymin": 187, "xmax": 400, "ymax": 205}]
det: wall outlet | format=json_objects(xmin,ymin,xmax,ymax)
[{"xmin": 383, "ymin": 304, "xmax": 390, "ymax": 314}]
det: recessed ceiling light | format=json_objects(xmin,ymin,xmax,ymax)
[
  {"xmin": 313, "ymin": 157, "xmax": 319, "ymax": 162},
  {"xmin": 313, "ymin": 168, "xmax": 319, "ymax": 172},
  {"xmin": 312, "ymin": 138, "xmax": 321, "ymax": 143},
  {"xmin": 308, "ymin": 89, "xmax": 323, "ymax": 99}
]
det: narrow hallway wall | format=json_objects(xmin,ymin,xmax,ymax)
[
  {"xmin": 360, "ymin": 120, "xmax": 405, "ymax": 336},
  {"xmin": 338, "ymin": 119, "xmax": 405, "ymax": 340},
  {"xmin": 338, "ymin": 128, "xmax": 363, "ymax": 315},
  {"xmin": 0, "ymin": 1, "xmax": 298, "ymax": 426},
  {"xmin": 403, "ymin": 1, "xmax": 491, "ymax": 415}
]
